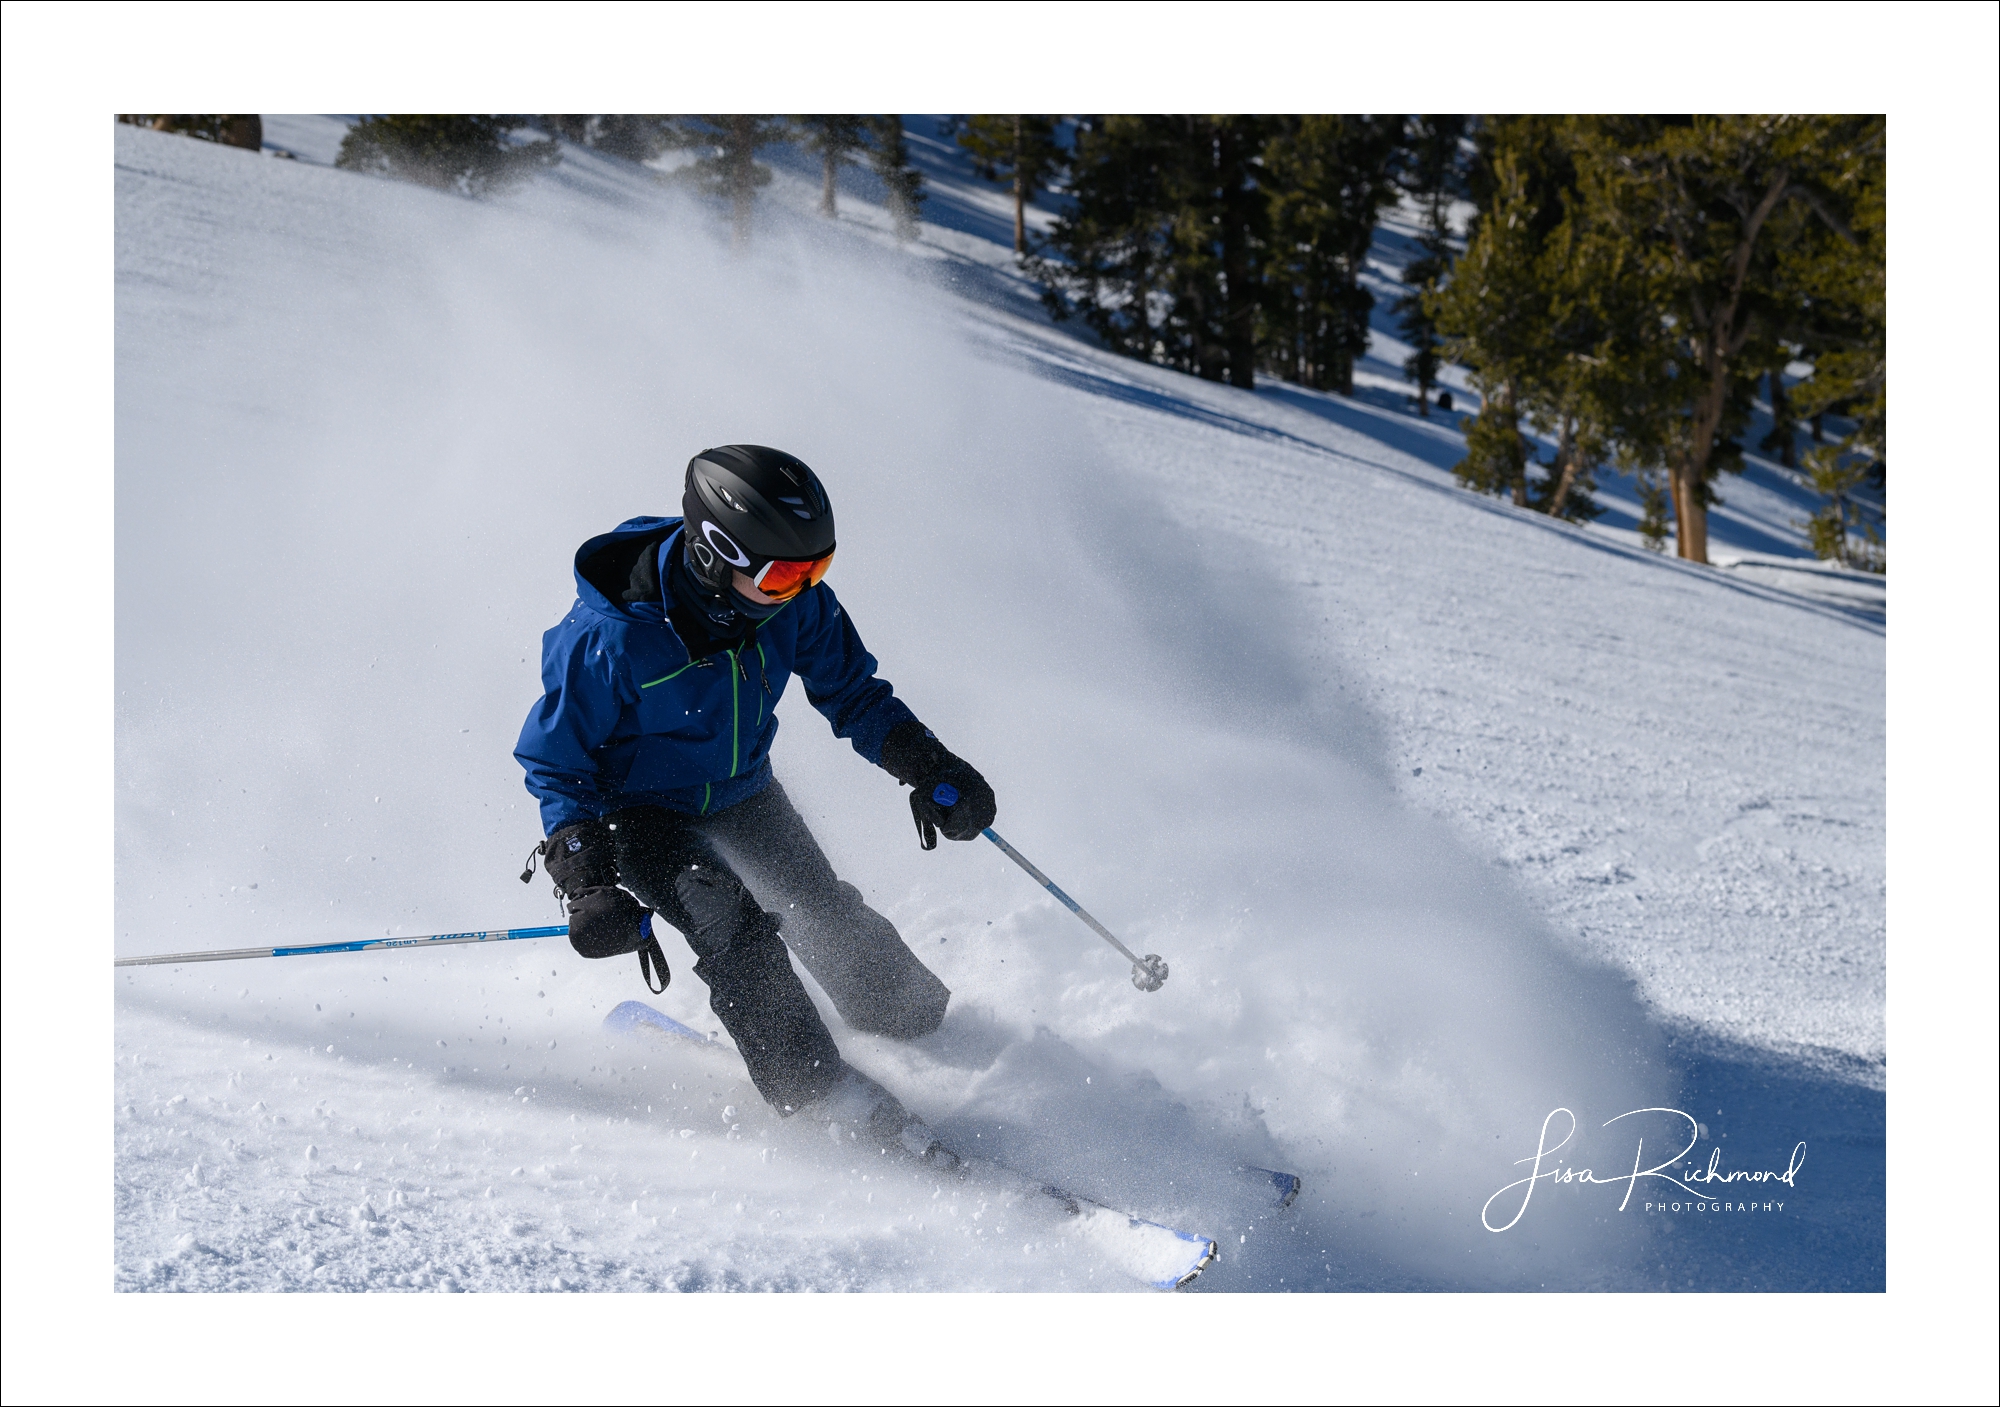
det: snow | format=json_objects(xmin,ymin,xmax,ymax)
[{"xmin": 114, "ymin": 117, "xmax": 1883, "ymax": 1293}]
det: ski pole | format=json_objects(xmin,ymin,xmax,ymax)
[
  {"xmin": 112, "ymin": 923, "xmax": 569, "ymax": 968},
  {"xmin": 979, "ymin": 825, "xmax": 1169, "ymax": 992}
]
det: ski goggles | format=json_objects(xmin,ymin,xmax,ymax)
[{"xmin": 751, "ymin": 548, "xmax": 835, "ymax": 601}]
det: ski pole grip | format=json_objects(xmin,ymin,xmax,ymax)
[{"xmin": 932, "ymin": 782, "xmax": 960, "ymax": 807}]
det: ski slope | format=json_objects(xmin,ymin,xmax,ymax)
[{"xmin": 114, "ymin": 118, "xmax": 1885, "ymax": 1292}]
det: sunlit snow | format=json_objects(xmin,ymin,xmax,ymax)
[{"xmin": 115, "ymin": 117, "xmax": 1883, "ymax": 1292}]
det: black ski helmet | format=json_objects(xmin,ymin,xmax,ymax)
[{"xmin": 680, "ymin": 445, "xmax": 835, "ymax": 591}]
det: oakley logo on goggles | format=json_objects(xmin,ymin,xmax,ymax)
[{"xmin": 751, "ymin": 548, "xmax": 835, "ymax": 601}]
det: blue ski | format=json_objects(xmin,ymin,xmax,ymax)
[
  {"xmin": 1241, "ymin": 1165, "xmax": 1303, "ymax": 1210},
  {"xmin": 603, "ymin": 1000, "xmax": 1299, "ymax": 1287},
  {"xmin": 603, "ymin": 999, "xmax": 714, "ymax": 1044}
]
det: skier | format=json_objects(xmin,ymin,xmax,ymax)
[{"xmin": 514, "ymin": 445, "xmax": 995, "ymax": 1161}]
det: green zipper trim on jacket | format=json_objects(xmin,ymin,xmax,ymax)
[
  {"xmin": 642, "ymin": 594, "xmax": 795, "ymax": 692},
  {"xmin": 639, "ymin": 658, "xmax": 707, "ymax": 690},
  {"xmin": 648, "ymin": 599, "xmax": 804, "ymax": 808},
  {"xmin": 728, "ymin": 648, "xmax": 741, "ymax": 776}
]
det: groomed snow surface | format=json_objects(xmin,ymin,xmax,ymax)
[{"xmin": 115, "ymin": 118, "xmax": 1884, "ymax": 1293}]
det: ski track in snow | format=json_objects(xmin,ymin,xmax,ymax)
[{"xmin": 114, "ymin": 118, "xmax": 1883, "ymax": 1292}]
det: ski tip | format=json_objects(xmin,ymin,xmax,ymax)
[
  {"xmin": 603, "ymin": 1000, "xmax": 710, "ymax": 1043},
  {"xmin": 1239, "ymin": 1165, "xmax": 1303, "ymax": 1210},
  {"xmin": 1165, "ymin": 1238, "xmax": 1220, "ymax": 1290}
]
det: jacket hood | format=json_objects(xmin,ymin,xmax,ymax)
[{"xmin": 572, "ymin": 516, "xmax": 681, "ymax": 623}]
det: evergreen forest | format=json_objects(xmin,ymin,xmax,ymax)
[
  {"xmin": 1029, "ymin": 114, "xmax": 1884, "ymax": 568},
  {"xmin": 145, "ymin": 113, "xmax": 1885, "ymax": 570}
]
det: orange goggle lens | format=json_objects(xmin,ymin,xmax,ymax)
[{"xmin": 753, "ymin": 550, "xmax": 834, "ymax": 601}]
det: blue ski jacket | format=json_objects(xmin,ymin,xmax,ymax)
[{"xmin": 515, "ymin": 517, "xmax": 915, "ymax": 834}]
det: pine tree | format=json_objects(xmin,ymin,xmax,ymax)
[
  {"xmin": 1434, "ymin": 117, "xmax": 1682, "ymax": 526},
  {"xmin": 1041, "ymin": 116, "xmax": 1420, "ymax": 398},
  {"xmin": 1777, "ymin": 117, "xmax": 1884, "ymax": 555},
  {"xmin": 335, "ymin": 116, "xmax": 558, "ymax": 196},
  {"xmin": 795, "ymin": 116, "xmax": 870, "ymax": 218},
  {"xmin": 1429, "ymin": 141, "xmax": 1548, "ymax": 505},
  {"xmin": 664, "ymin": 117, "xmax": 792, "ymax": 250},
  {"xmin": 1396, "ymin": 232, "xmax": 1449, "ymax": 416},
  {"xmin": 1261, "ymin": 115, "xmax": 1402, "ymax": 394},
  {"xmin": 1573, "ymin": 116, "xmax": 1874, "ymax": 563},
  {"xmin": 1516, "ymin": 189, "xmax": 1653, "ymax": 524},
  {"xmin": 867, "ymin": 117, "xmax": 926, "ymax": 241},
  {"xmin": 1456, "ymin": 392, "xmax": 1531, "ymax": 501},
  {"xmin": 957, "ymin": 115, "xmax": 1064, "ymax": 254},
  {"xmin": 1079, "ymin": 115, "xmax": 1271, "ymax": 388},
  {"xmin": 1393, "ymin": 115, "xmax": 1466, "ymax": 415},
  {"xmin": 1028, "ymin": 116, "xmax": 1174, "ymax": 360},
  {"xmin": 1184, "ymin": 116, "xmax": 1269, "ymax": 387},
  {"xmin": 1800, "ymin": 453, "xmax": 1880, "ymax": 569}
]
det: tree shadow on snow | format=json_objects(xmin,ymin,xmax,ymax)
[{"xmin": 1645, "ymin": 1033, "xmax": 1884, "ymax": 1292}]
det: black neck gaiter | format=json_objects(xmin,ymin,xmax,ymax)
[{"xmin": 663, "ymin": 533, "xmax": 781, "ymax": 645}]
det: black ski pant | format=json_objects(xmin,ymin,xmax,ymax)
[{"xmin": 607, "ymin": 779, "xmax": 950, "ymax": 1113}]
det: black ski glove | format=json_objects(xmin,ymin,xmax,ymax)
[
  {"xmin": 526, "ymin": 820, "xmax": 669, "ymax": 991},
  {"xmin": 880, "ymin": 719, "xmax": 997, "ymax": 849}
]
